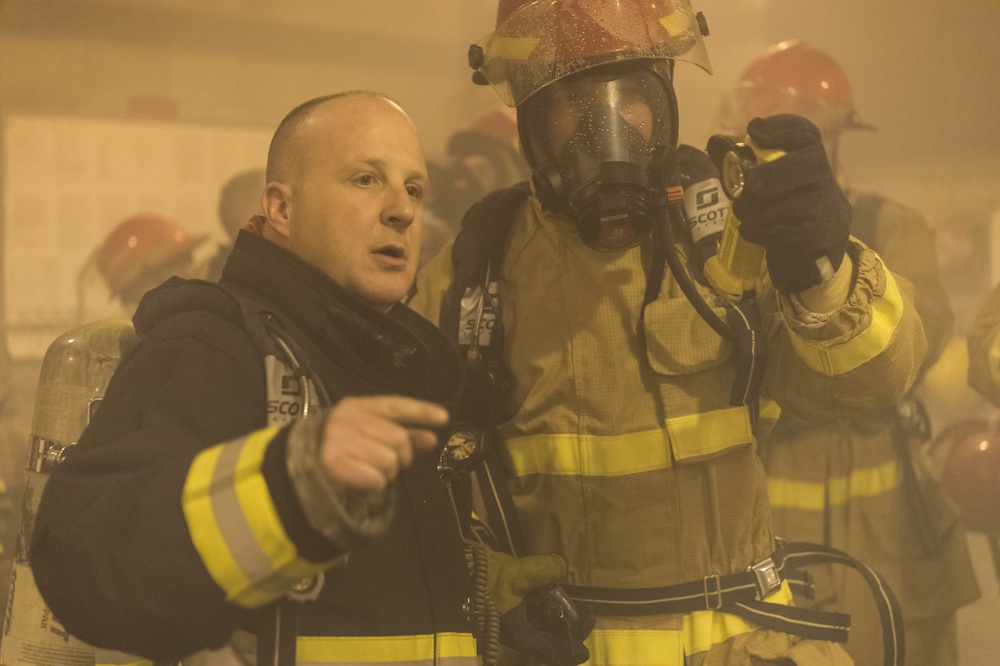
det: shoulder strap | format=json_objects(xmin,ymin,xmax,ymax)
[
  {"xmin": 440, "ymin": 182, "xmax": 531, "ymax": 350},
  {"xmin": 850, "ymin": 192, "xmax": 885, "ymax": 250},
  {"xmin": 437, "ymin": 185, "xmax": 531, "ymax": 556},
  {"xmin": 216, "ymin": 281, "xmax": 323, "ymax": 426}
]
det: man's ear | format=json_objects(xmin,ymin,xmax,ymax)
[{"xmin": 263, "ymin": 182, "xmax": 293, "ymax": 241}]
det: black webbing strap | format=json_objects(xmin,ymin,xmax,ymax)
[
  {"xmin": 783, "ymin": 542, "xmax": 904, "ymax": 666},
  {"xmin": 441, "ymin": 183, "xmax": 531, "ymax": 347},
  {"xmin": 727, "ymin": 600, "xmax": 849, "ymax": 644},
  {"xmin": 475, "ymin": 447, "xmax": 527, "ymax": 557},
  {"xmin": 562, "ymin": 541, "xmax": 903, "ymax": 666},
  {"xmin": 256, "ymin": 600, "xmax": 299, "ymax": 666}
]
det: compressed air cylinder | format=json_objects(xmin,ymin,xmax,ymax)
[{"xmin": 1, "ymin": 319, "xmax": 138, "ymax": 666}]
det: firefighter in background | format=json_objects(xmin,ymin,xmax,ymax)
[
  {"xmin": 719, "ymin": 40, "xmax": 980, "ymax": 666},
  {"xmin": 955, "ymin": 282, "xmax": 1000, "ymax": 603},
  {"xmin": 0, "ymin": 340, "xmax": 16, "ymax": 609},
  {"xmin": 422, "ymin": 109, "xmax": 528, "ymax": 267},
  {"xmin": 411, "ymin": 2, "xmax": 928, "ymax": 663},
  {"xmin": 94, "ymin": 214, "xmax": 211, "ymax": 312},
  {"xmin": 961, "ymin": 280, "xmax": 1000, "ymax": 534},
  {"xmin": 967, "ymin": 280, "xmax": 1000, "ymax": 408},
  {"xmin": 206, "ymin": 168, "xmax": 266, "ymax": 280}
]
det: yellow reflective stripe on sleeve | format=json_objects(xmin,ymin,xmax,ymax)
[
  {"xmin": 584, "ymin": 584, "xmax": 792, "ymax": 664},
  {"xmin": 789, "ymin": 269, "xmax": 904, "ymax": 376},
  {"xmin": 768, "ymin": 460, "xmax": 900, "ymax": 510},
  {"xmin": 504, "ymin": 407, "xmax": 752, "ymax": 476},
  {"xmin": 183, "ymin": 427, "xmax": 329, "ymax": 608},
  {"xmin": 988, "ymin": 328, "xmax": 1000, "ymax": 391},
  {"xmin": 296, "ymin": 632, "xmax": 478, "ymax": 664}
]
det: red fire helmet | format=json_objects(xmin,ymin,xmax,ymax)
[
  {"xmin": 95, "ymin": 214, "xmax": 207, "ymax": 297},
  {"xmin": 724, "ymin": 40, "xmax": 874, "ymax": 136},
  {"xmin": 472, "ymin": 0, "xmax": 712, "ymax": 106},
  {"xmin": 934, "ymin": 418, "xmax": 1000, "ymax": 533}
]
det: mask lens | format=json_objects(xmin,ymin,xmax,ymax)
[
  {"xmin": 521, "ymin": 65, "xmax": 677, "ymax": 251},
  {"xmin": 527, "ymin": 67, "xmax": 669, "ymax": 170}
]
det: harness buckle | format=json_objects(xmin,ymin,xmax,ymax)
[
  {"xmin": 702, "ymin": 574, "xmax": 723, "ymax": 610},
  {"xmin": 749, "ymin": 556, "xmax": 782, "ymax": 601}
]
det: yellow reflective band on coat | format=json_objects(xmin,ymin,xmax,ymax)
[
  {"xmin": 788, "ymin": 269, "xmax": 904, "ymax": 377},
  {"xmin": 504, "ymin": 406, "xmax": 752, "ymax": 477},
  {"xmin": 295, "ymin": 632, "xmax": 479, "ymax": 665},
  {"xmin": 767, "ymin": 460, "xmax": 900, "ymax": 511},
  {"xmin": 988, "ymin": 327, "xmax": 1000, "ymax": 391},
  {"xmin": 183, "ymin": 427, "xmax": 329, "ymax": 608},
  {"xmin": 585, "ymin": 583, "xmax": 793, "ymax": 664}
]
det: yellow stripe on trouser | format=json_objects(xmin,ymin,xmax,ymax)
[
  {"xmin": 585, "ymin": 583, "xmax": 794, "ymax": 665},
  {"xmin": 789, "ymin": 269, "xmax": 904, "ymax": 376},
  {"xmin": 295, "ymin": 632, "xmax": 479, "ymax": 664},
  {"xmin": 183, "ymin": 427, "xmax": 331, "ymax": 608},
  {"xmin": 767, "ymin": 460, "xmax": 900, "ymax": 510},
  {"xmin": 504, "ymin": 406, "xmax": 753, "ymax": 476}
]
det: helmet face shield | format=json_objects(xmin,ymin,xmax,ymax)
[{"xmin": 475, "ymin": 0, "xmax": 712, "ymax": 107}]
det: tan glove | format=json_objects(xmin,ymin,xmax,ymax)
[{"xmin": 485, "ymin": 548, "xmax": 567, "ymax": 614}]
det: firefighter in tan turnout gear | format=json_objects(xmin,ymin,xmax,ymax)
[
  {"xmin": 720, "ymin": 41, "xmax": 980, "ymax": 666},
  {"xmin": 410, "ymin": 2, "xmax": 928, "ymax": 664}
]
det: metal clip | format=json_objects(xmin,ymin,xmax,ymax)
[
  {"xmin": 749, "ymin": 557, "xmax": 782, "ymax": 600},
  {"xmin": 287, "ymin": 572, "xmax": 325, "ymax": 603},
  {"xmin": 702, "ymin": 574, "xmax": 722, "ymax": 610}
]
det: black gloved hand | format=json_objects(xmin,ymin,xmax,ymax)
[
  {"xmin": 499, "ymin": 584, "xmax": 595, "ymax": 666},
  {"xmin": 707, "ymin": 114, "xmax": 852, "ymax": 294}
]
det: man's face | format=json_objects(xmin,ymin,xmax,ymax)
[{"xmin": 285, "ymin": 97, "xmax": 428, "ymax": 312}]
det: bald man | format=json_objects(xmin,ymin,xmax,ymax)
[{"xmin": 30, "ymin": 93, "xmax": 480, "ymax": 665}]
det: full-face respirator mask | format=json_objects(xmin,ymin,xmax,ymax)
[{"xmin": 519, "ymin": 62, "xmax": 679, "ymax": 251}]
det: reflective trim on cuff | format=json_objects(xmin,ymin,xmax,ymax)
[
  {"xmin": 183, "ymin": 427, "xmax": 329, "ymax": 608},
  {"xmin": 504, "ymin": 407, "xmax": 752, "ymax": 477},
  {"xmin": 583, "ymin": 584, "xmax": 792, "ymax": 665},
  {"xmin": 789, "ymin": 269, "xmax": 904, "ymax": 376},
  {"xmin": 296, "ymin": 632, "xmax": 479, "ymax": 665},
  {"xmin": 768, "ymin": 460, "xmax": 900, "ymax": 511}
]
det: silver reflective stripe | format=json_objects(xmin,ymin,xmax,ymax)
[
  {"xmin": 211, "ymin": 440, "xmax": 282, "ymax": 593},
  {"xmin": 210, "ymin": 436, "xmax": 308, "ymax": 600}
]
